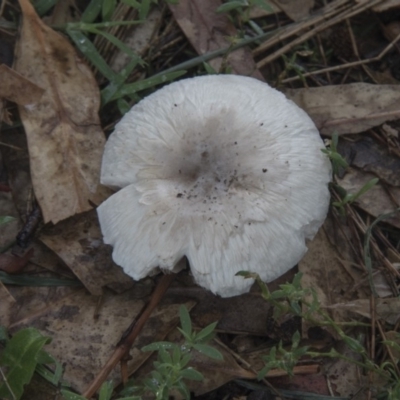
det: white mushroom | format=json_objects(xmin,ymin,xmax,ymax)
[{"xmin": 97, "ymin": 75, "xmax": 331, "ymax": 297}]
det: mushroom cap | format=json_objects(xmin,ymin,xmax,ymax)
[{"xmin": 97, "ymin": 75, "xmax": 331, "ymax": 297}]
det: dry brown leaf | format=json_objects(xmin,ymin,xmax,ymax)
[
  {"xmin": 285, "ymin": 83, "xmax": 400, "ymax": 135},
  {"xmin": 29, "ymin": 239, "xmax": 75, "ymax": 277},
  {"xmin": 43, "ymin": 0, "xmax": 79, "ymax": 26},
  {"xmin": 0, "ymin": 64, "xmax": 44, "ymax": 105},
  {"xmin": 271, "ymin": 0, "xmax": 314, "ymax": 21},
  {"xmin": 14, "ymin": 0, "xmax": 108, "ymax": 224},
  {"xmin": 168, "ymin": 274, "xmax": 290, "ymax": 335},
  {"xmin": 385, "ymin": 331, "xmax": 400, "ymax": 360},
  {"xmin": 325, "ymin": 341, "xmax": 367, "ymax": 397},
  {"xmin": 0, "ymin": 282, "xmax": 16, "ymax": 327},
  {"xmin": 169, "ymin": 0, "xmax": 264, "ymax": 80},
  {"xmin": 187, "ymin": 341, "xmax": 256, "ymax": 396},
  {"xmin": 337, "ymin": 168, "xmax": 400, "ymax": 228},
  {"xmin": 364, "ymin": 65, "xmax": 400, "ymax": 85},
  {"xmin": 0, "ymin": 186, "xmax": 21, "ymax": 246},
  {"xmin": 249, "ymin": 2, "xmax": 280, "ymax": 18},
  {"xmin": 327, "ymin": 298, "xmax": 400, "ymax": 325},
  {"xmin": 338, "ymin": 136, "xmax": 400, "ymax": 186},
  {"xmin": 7, "ymin": 285, "xmax": 78, "ymax": 328},
  {"xmin": 40, "ymin": 210, "xmax": 134, "ymax": 296},
  {"xmin": 12, "ymin": 289, "xmax": 194, "ymax": 392},
  {"xmin": 0, "ymin": 128, "xmax": 34, "ymax": 218}
]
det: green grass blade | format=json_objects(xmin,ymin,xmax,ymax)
[
  {"xmin": 61, "ymin": 390, "xmax": 87, "ymax": 400},
  {"xmin": 88, "ymin": 27, "xmax": 144, "ymax": 67},
  {"xmin": 109, "ymin": 70, "xmax": 186, "ymax": 100},
  {"xmin": 179, "ymin": 305, "xmax": 192, "ymax": 338},
  {"xmin": 33, "ymin": 0, "xmax": 58, "ymax": 16},
  {"xmin": 81, "ymin": 0, "xmax": 103, "ymax": 23},
  {"xmin": 66, "ymin": 29, "xmax": 119, "ymax": 82},
  {"xmin": 0, "ymin": 272, "xmax": 82, "ymax": 287}
]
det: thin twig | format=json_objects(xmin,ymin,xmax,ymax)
[
  {"xmin": 283, "ymin": 31, "xmax": 400, "ymax": 83},
  {"xmin": 253, "ymin": 0, "xmax": 352, "ymax": 57},
  {"xmin": 82, "ymin": 272, "xmax": 176, "ymax": 398},
  {"xmin": 255, "ymin": 0, "xmax": 385, "ymax": 68},
  {"xmin": 376, "ymin": 320, "xmax": 400, "ymax": 376}
]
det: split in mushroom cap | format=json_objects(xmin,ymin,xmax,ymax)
[{"xmin": 97, "ymin": 75, "xmax": 331, "ymax": 297}]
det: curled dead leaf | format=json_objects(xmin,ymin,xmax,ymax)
[{"xmin": 14, "ymin": 0, "xmax": 109, "ymax": 223}]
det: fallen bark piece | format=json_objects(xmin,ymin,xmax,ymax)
[{"xmin": 14, "ymin": 0, "xmax": 108, "ymax": 223}]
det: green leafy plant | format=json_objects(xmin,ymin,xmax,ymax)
[
  {"xmin": 237, "ymin": 271, "xmax": 400, "ymax": 398},
  {"xmin": 322, "ymin": 133, "xmax": 379, "ymax": 214},
  {"xmin": 0, "ymin": 327, "xmax": 60, "ymax": 400},
  {"xmin": 257, "ymin": 331, "xmax": 308, "ymax": 379},
  {"xmin": 332, "ymin": 177, "xmax": 379, "ymax": 215},
  {"xmin": 61, "ymin": 305, "xmax": 222, "ymax": 400},
  {"xmin": 321, "ymin": 132, "xmax": 349, "ymax": 176},
  {"xmin": 32, "ymin": 0, "xmax": 187, "ymax": 112},
  {"xmin": 123, "ymin": 305, "xmax": 222, "ymax": 400}
]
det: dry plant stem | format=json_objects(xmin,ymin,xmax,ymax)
[
  {"xmin": 253, "ymin": 0, "xmax": 351, "ymax": 57},
  {"xmin": 255, "ymin": 0, "xmax": 384, "ymax": 68},
  {"xmin": 283, "ymin": 30, "xmax": 400, "ymax": 83},
  {"xmin": 83, "ymin": 272, "xmax": 176, "ymax": 398},
  {"xmin": 95, "ymin": 3, "xmax": 137, "ymax": 63},
  {"xmin": 340, "ymin": 66, "xmax": 352, "ymax": 84},
  {"xmin": 213, "ymin": 338, "xmax": 319, "ymax": 395},
  {"xmin": 316, "ymin": 34, "xmax": 331, "ymax": 84},
  {"xmin": 376, "ymin": 319, "xmax": 400, "ymax": 376},
  {"xmin": 370, "ymin": 295, "xmax": 376, "ymax": 361},
  {"xmin": 120, "ymin": 355, "xmax": 129, "ymax": 385},
  {"xmin": 213, "ymin": 338, "xmax": 283, "ymax": 398},
  {"xmin": 346, "ymin": 18, "xmax": 359, "ymax": 59},
  {"xmin": 368, "ymin": 296, "xmax": 376, "ymax": 400},
  {"xmin": 266, "ymin": 364, "xmax": 319, "ymax": 377},
  {"xmin": 346, "ymin": 204, "xmax": 400, "ymax": 279},
  {"xmin": 0, "ymin": 0, "xmax": 7, "ymax": 17}
]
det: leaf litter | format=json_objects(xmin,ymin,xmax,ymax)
[
  {"xmin": 14, "ymin": 0, "xmax": 110, "ymax": 224},
  {"xmin": 1, "ymin": 0, "xmax": 400, "ymax": 399}
]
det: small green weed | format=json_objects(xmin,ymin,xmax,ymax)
[
  {"xmin": 322, "ymin": 132, "xmax": 379, "ymax": 214},
  {"xmin": 61, "ymin": 305, "xmax": 222, "ymax": 400},
  {"xmin": 321, "ymin": 132, "xmax": 349, "ymax": 175},
  {"xmin": 237, "ymin": 271, "xmax": 400, "ymax": 399},
  {"xmin": 0, "ymin": 327, "xmax": 62, "ymax": 400}
]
